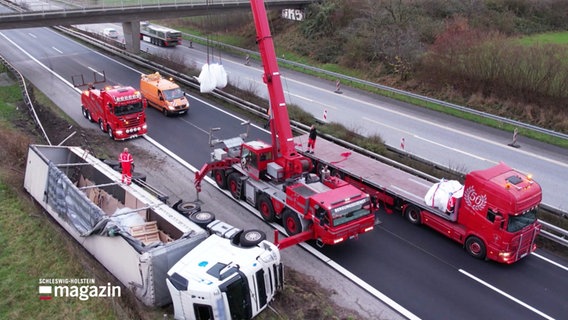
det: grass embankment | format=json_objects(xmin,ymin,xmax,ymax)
[{"xmin": 0, "ymin": 83, "xmax": 133, "ymax": 319}]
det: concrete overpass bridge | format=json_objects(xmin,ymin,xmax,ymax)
[{"xmin": 0, "ymin": 0, "xmax": 312, "ymax": 52}]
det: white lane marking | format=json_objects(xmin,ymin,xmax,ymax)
[
  {"xmin": 0, "ymin": 32, "xmax": 80, "ymax": 93},
  {"xmin": 532, "ymin": 252, "xmax": 568, "ymax": 272},
  {"xmin": 52, "ymin": 46, "xmax": 63, "ymax": 54},
  {"xmin": 459, "ymin": 269, "xmax": 555, "ymax": 320},
  {"xmin": 87, "ymin": 67, "xmax": 104, "ymax": 77},
  {"xmin": 363, "ymin": 116, "xmax": 493, "ymax": 163},
  {"xmin": 28, "ymin": 33, "xmax": 36, "ymax": 39}
]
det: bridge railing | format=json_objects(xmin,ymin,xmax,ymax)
[{"xmin": 6, "ymin": 0, "xmax": 311, "ymax": 13}]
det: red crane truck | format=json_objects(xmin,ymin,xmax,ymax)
[
  {"xmin": 295, "ymin": 135, "xmax": 542, "ymax": 264},
  {"xmin": 194, "ymin": 0, "xmax": 376, "ymax": 250},
  {"xmin": 80, "ymin": 85, "xmax": 148, "ymax": 140}
]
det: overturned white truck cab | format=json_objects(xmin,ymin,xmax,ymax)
[{"xmin": 24, "ymin": 145, "xmax": 282, "ymax": 319}]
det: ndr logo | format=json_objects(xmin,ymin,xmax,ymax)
[{"xmin": 39, "ymin": 283, "xmax": 121, "ymax": 301}]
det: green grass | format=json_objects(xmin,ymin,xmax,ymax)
[
  {"xmin": 0, "ymin": 179, "xmax": 121, "ymax": 319},
  {"xmin": 518, "ymin": 31, "xmax": 568, "ymax": 45},
  {"xmin": 0, "ymin": 84, "xmax": 22, "ymax": 120}
]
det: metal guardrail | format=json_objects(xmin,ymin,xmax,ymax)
[
  {"xmin": 539, "ymin": 220, "xmax": 568, "ymax": 247},
  {"xmin": 0, "ymin": 55, "xmax": 51, "ymax": 145}
]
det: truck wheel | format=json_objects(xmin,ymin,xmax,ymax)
[
  {"xmin": 188, "ymin": 211, "xmax": 215, "ymax": 229},
  {"xmin": 239, "ymin": 229, "xmax": 266, "ymax": 248},
  {"xmin": 107, "ymin": 125, "xmax": 115, "ymax": 140},
  {"xmin": 99, "ymin": 120, "xmax": 106, "ymax": 132},
  {"xmin": 257, "ymin": 194, "xmax": 276, "ymax": 222},
  {"xmin": 162, "ymin": 108, "xmax": 168, "ymax": 117},
  {"xmin": 465, "ymin": 236, "xmax": 486, "ymax": 260},
  {"xmin": 81, "ymin": 106, "xmax": 88, "ymax": 119},
  {"xmin": 87, "ymin": 110, "xmax": 93, "ymax": 122},
  {"xmin": 282, "ymin": 210, "xmax": 301, "ymax": 236},
  {"xmin": 175, "ymin": 201, "xmax": 201, "ymax": 216},
  {"xmin": 228, "ymin": 172, "xmax": 243, "ymax": 199},
  {"xmin": 404, "ymin": 205, "xmax": 421, "ymax": 225},
  {"xmin": 212, "ymin": 170, "xmax": 227, "ymax": 189}
]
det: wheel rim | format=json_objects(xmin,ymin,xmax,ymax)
[
  {"xmin": 260, "ymin": 202, "xmax": 270, "ymax": 218},
  {"xmin": 410, "ymin": 210, "xmax": 418, "ymax": 222},
  {"xmin": 229, "ymin": 180, "xmax": 238, "ymax": 194},
  {"xmin": 244, "ymin": 231, "xmax": 262, "ymax": 242},
  {"xmin": 82, "ymin": 108, "xmax": 87, "ymax": 117},
  {"xmin": 180, "ymin": 203, "xmax": 197, "ymax": 211},
  {"xmin": 99, "ymin": 121, "xmax": 104, "ymax": 131},
  {"xmin": 215, "ymin": 172, "xmax": 223, "ymax": 185},
  {"xmin": 194, "ymin": 212, "xmax": 212, "ymax": 221},
  {"xmin": 469, "ymin": 241, "xmax": 481, "ymax": 255},
  {"xmin": 87, "ymin": 111, "xmax": 92, "ymax": 121},
  {"xmin": 286, "ymin": 216, "xmax": 298, "ymax": 233},
  {"xmin": 108, "ymin": 126, "xmax": 113, "ymax": 138}
]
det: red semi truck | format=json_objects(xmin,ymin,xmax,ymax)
[
  {"xmin": 81, "ymin": 85, "xmax": 148, "ymax": 140},
  {"xmin": 194, "ymin": 0, "xmax": 376, "ymax": 249},
  {"xmin": 295, "ymin": 135, "xmax": 542, "ymax": 264}
]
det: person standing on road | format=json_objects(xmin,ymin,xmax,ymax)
[
  {"xmin": 119, "ymin": 147, "xmax": 134, "ymax": 185},
  {"xmin": 307, "ymin": 125, "xmax": 317, "ymax": 153}
]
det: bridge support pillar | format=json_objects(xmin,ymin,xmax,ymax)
[{"xmin": 122, "ymin": 21, "xmax": 140, "ymax": 53}]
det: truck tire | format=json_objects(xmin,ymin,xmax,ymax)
[
  {"xmin": 404, "ymin": 205, "xmax": 421, "ymax": 225},
  {"xmin": 239, "ymin": 229, "xmax": 266, "ymax": 248},
  {"xmin": 175, "ymin": 201, "xmax": 201, "ymax": 216},
  {"xmin": 282, "ymin": 209, "xmax": 301, "ymax": 236},
  {"xmin": 162, "ymin": 108, "xmax": 168, "ymax": 117},
  {"xmin": 81, "ymin": 106, "xmax": 88, "ymax": 119},
  {"xmin": 212, "ymin": 170, "xmax": 227, "ymax": 189},
  {"xmin": 465, "ymin": 236, "xmax": 486, "ymax": 260},
  {"xmin": 257, "ymin": 193, "xmax": 276, "ymax": 222},
  {"xmin": 107, "ymin": 125, "xmax": 115, "ymax": 140},
  {"xmin": 188, "ymin": 211, "xmax": 215, "ymax": 229},
  {"xmin": 99, "ymin": 120, "xmax": 106, "ymax": 132},
  {"xmin": 228, "ymin": 172, "xmax": 243, "ymax": 199}
]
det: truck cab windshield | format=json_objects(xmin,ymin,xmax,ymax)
[
  {"xmin": 163, "ymin": 88, "xmax": 184, "ymax": 100},
  {"xmin": 330, "ymin": 198, "xmax": 370, "ymax": 227},
  {"xmin": 507, "ymin": 207, "xmax": 538, "ymax": 233},
  {"xmin": 113, "ymin": 102, "xmax": 143, "ymax": 116}
]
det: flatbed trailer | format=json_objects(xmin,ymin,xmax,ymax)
[
  {"xmin": 294, "ymin": 134, "xmax": 434, "ymax": 215},
  {"xmin": 294, "ymin": 134, "xmax": 542, "ymax": 264}
]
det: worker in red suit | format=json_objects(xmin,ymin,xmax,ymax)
[
  {"xmin": 119, "ymin": 147, "xmax": 134, "ymax": 185},
  {"xmin": 307, "ymin": 124, "xmax": 317, "ymax": 154}
]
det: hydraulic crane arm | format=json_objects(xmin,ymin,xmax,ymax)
[
  {"xmin": 250, "ymin": 0, "xmax": 295, "ymax": 159},
  {"xmin": 250, "ymin": 0, "xmax": 311, "ymax": 178}
]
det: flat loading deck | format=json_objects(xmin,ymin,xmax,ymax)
[{"xmin": 294, "ymin": 134, "xmax": 435, "ymax": 206}]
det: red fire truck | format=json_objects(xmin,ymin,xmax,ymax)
[
  {"xmin": 296, "ymin": 135, "xmax": 542, "ymax": 264},
  {"xmin": 194, "ymin": 0, "xmax": 376, "ymax": 249},
  {"xmin": 80, "ymin": 85, "xmax": 148, "ymax": 140}
]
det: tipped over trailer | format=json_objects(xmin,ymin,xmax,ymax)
[
  {"xmin": 24, "ymin": 145, "xmax": 282, "ymax": 319},
  {"xmin": 295, "ymin": 135, "xmax": 542, "ymax": 264}
]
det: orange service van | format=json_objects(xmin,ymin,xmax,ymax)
[{"xmin": 140, "ymin": 72, "xmax": 189, "ymax": 116}]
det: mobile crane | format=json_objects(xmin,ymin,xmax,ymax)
[{"xmin": 195, "ymin": 0, "xmax": 376, "ymax": 249}]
